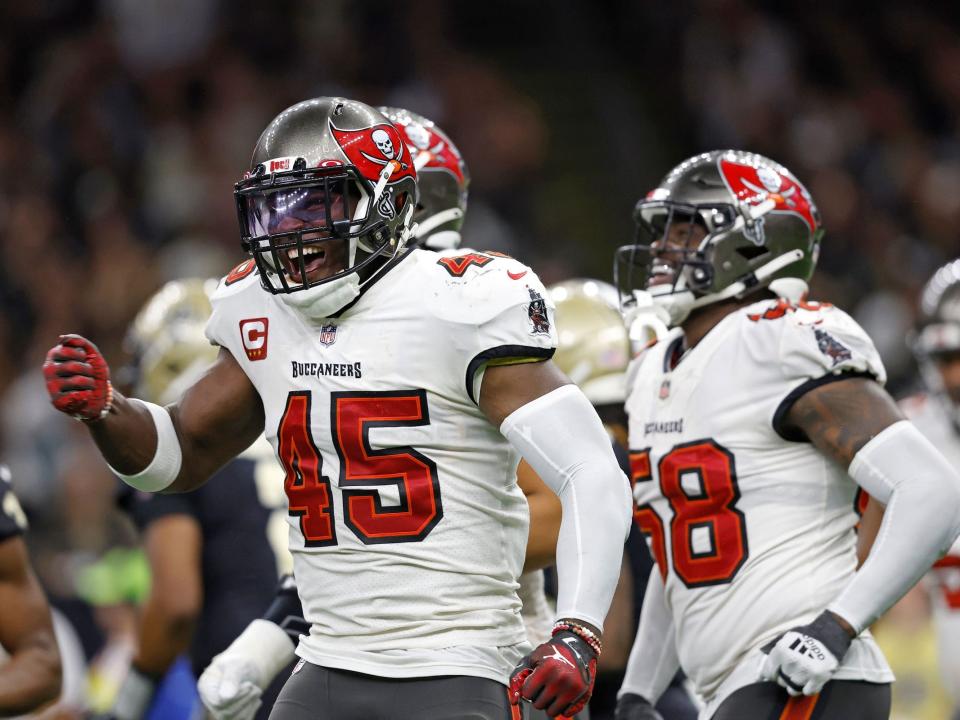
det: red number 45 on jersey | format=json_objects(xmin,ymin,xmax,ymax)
[{"xmin": 277, "ymin": 389, "xmax": 443, "ymax": 546}]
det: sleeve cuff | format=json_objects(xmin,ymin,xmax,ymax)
[{"xmin": 772, "ymin": 371, "xmax": 875, "ymax": 442}]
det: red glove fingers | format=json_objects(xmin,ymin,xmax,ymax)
[
  {"xmin": 508, "ymin": 629, "xmax": 598, "ymax": 718},
  {"xmin": 43, "ymin": 334, "xmax": 113, "ymax": 421}
]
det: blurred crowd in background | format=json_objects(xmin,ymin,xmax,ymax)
[{"xmin": 1, "ymin": 1, "xmax": 958, "ymax": 717}]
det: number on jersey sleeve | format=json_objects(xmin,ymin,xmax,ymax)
[
  {"xmin": 629, "ymin": 440, "xmax": 749, "ymax": 587},
  {"xmin": 277, "ymin": 390, "xmax": 443, "ymax": 546}
]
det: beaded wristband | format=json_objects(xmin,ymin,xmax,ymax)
[
  {"xmin": 553, "ymin": 620, "xmax": 603, "ymax": 656},
  {"xmin": 79, "ymin": 380, "xmax": 114, "ymax": 423}
]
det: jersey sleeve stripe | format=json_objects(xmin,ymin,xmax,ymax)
[
  {"xmin": 772, "ymin": 371, "xmax": 875, "ymax": 442},
  {"xmin": 464, "ymin": 345, "xmax": 556, "ymax": 404}
]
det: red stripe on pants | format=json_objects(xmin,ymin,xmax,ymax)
[
  {"xmin": 508, "ymin": 694, "xmax": 522, "ymax": 720},
  {"xmin": 778, "ymin": 694, "xmax": 819, "ymax": 720}
]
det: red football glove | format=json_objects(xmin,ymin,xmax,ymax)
[
  {"xmin": 509, "ymin": 628, "xmax": 598, "ymax": 718},
  {"xmin": 43, "ymin": 334, "xmax": 113, "ymax": 422}
]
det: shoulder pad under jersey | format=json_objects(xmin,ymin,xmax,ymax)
[
  {"xmin": 745, "ymin": 298, "xmax": 887, "ymax": 385},
  {"xmin": 213, "ymin": 259, "xmax": 261, "ymax": 300},
  {"xmin": 423, "ymin": 249, "xmax": 553, "ymax": 327}
]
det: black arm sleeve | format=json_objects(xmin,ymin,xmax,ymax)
[{"xmin": 263, "ymin": 574, "xmax": 310, "ymax": 642}]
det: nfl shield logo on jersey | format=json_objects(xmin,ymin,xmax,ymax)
[
  {"xmin": 319, "ymin": 324, "xmax": 338, "ymax": 347},
  {"xmin": 659, "ymin": 379, "xmax": 671, "ymax": 400}
]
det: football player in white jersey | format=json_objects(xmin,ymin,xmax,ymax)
[
  {"xmin": 611, "ymin": 150, "xmax": 960, "ymax": 720},
  {"xmin": 192, "ymin": 107, "xmax": 584, "ymax": 720},
  {"xmin": 891, "ymin": 258, "xmax": 960, "ymax": 715},
  {"xmin": 42, "ymin": 97, "xmax": 631, "ymax": 720}
]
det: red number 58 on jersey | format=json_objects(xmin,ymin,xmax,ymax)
[{"xmin": 631, "ymin": 439, "xmax": 749, "ymax": 588}]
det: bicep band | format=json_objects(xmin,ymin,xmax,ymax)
[{"xmin": 109, "ymin": 400, "xmax": 182, "ymax": 492}]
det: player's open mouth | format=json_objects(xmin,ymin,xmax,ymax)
[
  {"xmin": 281, "ymin": 241, "xmax": 336, "ymax": 284},
  {"xmin": 648, "ymin": 262, "xmax": 677, "ymax": 286}
]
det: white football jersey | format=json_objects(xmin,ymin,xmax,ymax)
[
  {"xmin": 517, "ymin": 570, "xmax": 554, "ymax": 646},
  {"xmin": 626, "ymin": 298, "xmax": 894, "ymax": 712},
  {"xmin": 902, "ymin": 393, "xmax": 960, "ymax": 701},
  {"xmin": 205, "ymin": 248, "xmax": 558, "ymax": 683}
]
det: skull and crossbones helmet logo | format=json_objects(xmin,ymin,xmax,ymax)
[{"xmin": 371, "ymin": 128, "xmax": 396, "ymax": 159}]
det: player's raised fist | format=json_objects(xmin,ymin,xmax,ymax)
[
  {"xmin": 43, "ymin": 334, "xmax": 113, "ymax": 421},
  {"xmin": 509, "ymin": 627, "xmax": 599, "ymax": 718}
]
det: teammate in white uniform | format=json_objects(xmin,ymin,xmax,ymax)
[
  {"xmin": 42, "ymin": 97, "xmax": 631, "ymax": 720},
  {"xmin": 900, "ymin": 258, "xmax": 960, "ymax": 714},
  {"xmin": 613, "ymin": 150, "xmax": 960, "ymax": 720}
]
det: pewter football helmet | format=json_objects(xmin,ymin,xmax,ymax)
[
  {"xmin": 913, "ymin": 259, "xmax": 960, "ymax": 415},
  {"xmin": 615, "ymin": 150, "xmax": 823, "ymax": 326},
  {"xmin": 379, "ymin": 107, "xmax": 469, "ymax": 250},
  {"xmin": 235, "ymin": 97, "xmax": 419, "ymax": 295}
]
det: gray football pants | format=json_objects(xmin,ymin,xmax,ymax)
[
  {"xmin": 710, "ymin": 679, "xmax": 891, "ymax": 720},
  {"xmin": 268, "ymin": 660, "xmax": 518, "ymax": 720}
]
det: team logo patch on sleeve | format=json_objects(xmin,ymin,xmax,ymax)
[
  {"xmin": 814, "ymin": 328, "xmax": 852, "ymax": 365},
  {"xmin": 527, "ymin": 288, "xmax": 550, "ymax": 335}
]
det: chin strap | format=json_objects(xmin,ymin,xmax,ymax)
[
  {"xmin": 372, "ymin": 160, "xmax": 400, "ymax": 204},
  {"xmin": 624, "ymin": 289, "xmax": 673, "ymax": 347},
  {"xmin": 644, "ymin": 248, "xmax": 807, "ymax": 327},
  {"xmin": 688, "ymin": 248, "xmax": 805, "ymax": 310},
  {"xmin": 396, "ymin": 202, "xmax": 416, "ymax": 250},
  {"xmin": 413, "ymin": 208, "xmax": 464, "ymax": 240}
]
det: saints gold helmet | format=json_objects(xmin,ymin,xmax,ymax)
[
  {"xmin": 125, "ymin": 278, "xmax": 220, "ymax": 405},
  {"xmin": 548, "ymin": 279, "xmax": 630, "ymax": 406}
]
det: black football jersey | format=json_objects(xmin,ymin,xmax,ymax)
[
  {"xmin": 120, "ymin": 456, "xmax": 281, "ymax": 675},
  {"xmin": 0, "ymin": 465, "xmax": 27, "ymax": 542}
]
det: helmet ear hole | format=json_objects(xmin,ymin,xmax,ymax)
[{"xmin": 736, "ymin": 245, "xmax": 769, "ymax": 261}]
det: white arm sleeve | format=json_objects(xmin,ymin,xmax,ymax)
[
  {"xmin": 618, "ymin": 571, "xmax": 680, "ymax": 703},
  {"xmin": 830, "ymin": 420, "xmax": 960, "ymax": 632},
  {"xmin": 500, "ymin": 384, "xmax": 632, "ymax": 630}
]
